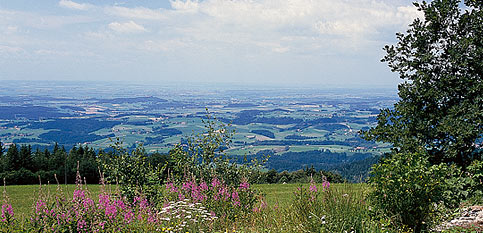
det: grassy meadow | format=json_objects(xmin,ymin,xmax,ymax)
[{"xmin": 5, "ymin": 183, "xmax": 368, "ymax": 220}]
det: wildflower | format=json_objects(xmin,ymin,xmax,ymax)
[
  {"xmin": 124, "ymin": 210, "xmax": 134, "ymax": 223},
  {"xmin": 211, "ymin": 177, "xmax": 220, "ymax": 188},
  {"xmin": 200, "ymin": 182, "xmax": 208, "ymax": 191},
  {"xmin": 1, "ymin": 203, "xmax": 14, "ymax": 222},
  {"xmin": 309, "ymin": 183, "xmax": 318, "ymax": 193},
  {"xmin": 239, "ymin": 182, "xmax": 249, "ymax": 190},
  {"xmin": 77, "ymin": 219, "xmax": 86, "ymax": 230},
  {"xmin": 105, "ymin": 204, "xmax": 117, "ymax": 219}
]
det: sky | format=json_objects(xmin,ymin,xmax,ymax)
[{"xmin": 0, "ymin": 0, "xmax": 422, "ymax": 88}]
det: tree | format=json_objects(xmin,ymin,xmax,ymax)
[
  {"xmin": 18, "ymin": 145, "xmax": 32, "ymax": 170},
  {"xmin": 6, "ymin": 144, "xmax": 19, "ymax": 171},
  {"xmin": 364, "ymin": 0, "xmax": 482, "ymax": 169}
]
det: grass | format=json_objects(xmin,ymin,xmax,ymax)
[
  {"xmin": 5, "ymin": 184, "xmax": 114, "ymax": 220},
  {"xmin": 5, "ymin": 183, "xmax": 368, "ymax": 220}
]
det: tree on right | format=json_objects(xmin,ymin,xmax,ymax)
[{"xmin": 363, "ymin": 0, "xmax": 482, "ymax": 169}]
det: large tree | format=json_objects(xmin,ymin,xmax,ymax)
[{"xmin": 364, "ymin": 0, "xmax": 482, "ymax": 168}]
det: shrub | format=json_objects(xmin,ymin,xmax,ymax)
[
  {"xmin": 98, "ymin": 139, "xmax": 165, "ymax": 203},
  {"xmin": 467, "ymin": 159, "xmax": 483, "ymax": 204},
  {"xmin": 168, "ymin": 111, "xmax": 265, "ymax": 187},
  {"xmin": 369, "ymin": 152, "xmax": 451, "ymax": 232}
]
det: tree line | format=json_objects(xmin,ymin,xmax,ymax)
[{"xmin": 0, "ymin": 141, "xmax": 347, "ymax": 185}]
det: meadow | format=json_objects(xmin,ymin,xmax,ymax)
[{"xmin": 5, "ymin": 183, "xmax": 367, "ymax": 220}]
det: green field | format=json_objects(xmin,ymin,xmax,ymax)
[{"xmin": 5, "ymin": 183, "xmax": 367, "ymax": 220}]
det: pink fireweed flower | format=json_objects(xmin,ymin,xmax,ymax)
[
  {"xmin": 322, "ymin": 181, "xmax": 330, "ymax": 190},
  {"xmin": 232, "ymin": 200, "xmax": 241, "ymax": 207},
  {"xmin": 1, "ymin": 204, "xmax": 14, "ymax": 221},
  {"xmin": 124, "ymin": 210, "xmax": 134, "ymax": 223},
  {"xmin": 231, "ymin": 190, "xmax": 239, "ymax": 201},
  {"xmin": 105, "ymin": 204, "xmax": 117, "ymax": 219},
  {"xmin": 137, "ymin": 198, "xmax": 148, "ymax": 209},
  {"xmin": 35, "ymin": 200, "xmax": 46, "ymax": 215},
  {"xmin": 77, "ymin": 219, "xmax": 86, "ymax": 230},
  {"xmin": 5, "ymin": 204, "xmax": 13, "ymax": 217},
  {"xmin": 116, "ymin": 200, "xmax": 126, "ymax": 210},
  {"xmin": 309, "ymin": 183, "xmax": 318, "ymax": 192},
  {"xmin": 73, "ymin": 190, "xmax": 85, "ymax": 200},
  {"xmin": 239, "ymin": 182, "xmax": 250, "ymax": 190},
  {"xmin": 232, "ymin": 190, "xmax": 241, "ymax": 206},
  {"xmin": 147, "ymin": 215, "xmax": 155, "ymax": 223},
  {"xmin": 182, "ymin": 181, "xmax": 193, "ymax": 192},
  {"xmin": 211, "ymin": 178, "xmax": 220, "ymax": 188},
  {"xmin": 200, "ymin": 182, "xmax": 208, "ymax": 191},
  {"xmin": 98, "ymin": 194, "xmax": 110, "ymax": 209}
]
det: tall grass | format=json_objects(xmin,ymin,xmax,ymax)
[
  {"xmin": 5, "ymin": 182, "xmax": 400, "ymax": 232},
  {"xmin": 239, "ymin": 181, "xmax": 391, "ymax": 232}
]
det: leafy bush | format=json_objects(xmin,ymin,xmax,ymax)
[
  {"xmin": 168, "ymin": 111, "xmax": 264, "ymax": 186},
  {"xmin": 467, "ymin": 159, "xmax": 483, "ymax": 203},
  {"xmin": 369, "ymin": 152, "xmax": 451, "ymax": 232},
  {"xmin": 98, "ymin": 139, "xmax": 165, "ymax": 202}
]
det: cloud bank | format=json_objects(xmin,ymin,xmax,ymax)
[{"xmin": 0, "ymin": 0, "xmax": 423, "ymax": 87}]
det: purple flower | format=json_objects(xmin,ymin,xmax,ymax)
[
  {"xmin": 239, "ymin": 182, "xmax": 250, "ymax": 190},
  {"xmin": 200, "ymin": 182, "xmax": 208, "ymax": 191},
  {"xmin": 309, "ymin": 183, "xmax": 318, "ymax": 192},
  {"xmin": 211, "ymin": 178, "xmax": 220, "ymax": 188},
  {"xmin": 1, "ymin": 203, "xmax": 14, "ymax": 222}
]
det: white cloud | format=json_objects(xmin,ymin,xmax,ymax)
[
  {"xmin": 170, "ymin": 0, "xmax": 200, "ymax": 12},
  {"xmin": 0, "ymin": 0, "xmax": 422, "ymax": 85},
  {"xmin": 106, "ymin": 6, "xmax": 166, "ymax": 20},
  {"xmin": 108, "ymin": 21, "xmax": 147, "ymax": 33},
  {"xmin": 99, "ymin": 0, "xmax": 420, "ymax": 53},
  {"xmin": 58, "ymin": 0, "xmax": 93, "ymax": 11}
]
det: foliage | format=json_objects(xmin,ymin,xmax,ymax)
[
  {"xmin": 168, "ymin": 111, "xmax": 264, "ymax": 186},
  {"xmin": 98, "ymin": 139, "xmax": 164, "ymax": 202},
  {"xmin": 363, "ymin": 0, "xmax": 483, "ymax": 168},
  {"xmin": 467, "ymin": 159, "xmax": 483, "ymax": 203},
  {"xmin": 363, "ymin": 1, "xmax": 483, "ymax": 231},
  {"xmin": 257, "ymin": 167, "xmax": 344, "ymax": 184},
  {"xmin": 369, "ymin": 152, "xmax": 453, "ymax": 231}
]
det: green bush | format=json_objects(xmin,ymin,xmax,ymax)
[
  {"xmin": 98, "ymin": 139, "xmax": 165, "ymax": 203},
  {"xmin": 467, "ymin": 159, "xmax": 483, "ymax": 203},
  {"xmin": 369, "ymin": 152, "xmax": 451, "ymax": 232}
]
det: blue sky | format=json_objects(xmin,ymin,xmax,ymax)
[{"xmin": 0, "ymin": 0, "xmax": 422, "ymax": 87}]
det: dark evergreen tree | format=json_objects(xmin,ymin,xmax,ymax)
[
  {"xmin": 6, "ymin": 144, "xmax": 19, "ymax": 171},
  {"xmin": 18, "ymin": 145, "xmax": 32, "ymax": 170}
]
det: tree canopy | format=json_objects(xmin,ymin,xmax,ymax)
[{"xmin": 363, "ymin": 0, "xmax": 482, "ymax": 168}]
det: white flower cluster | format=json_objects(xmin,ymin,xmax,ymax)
[{"xmin": 157, "ymin": 199, "xmax": 216, "ymax": 232}]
